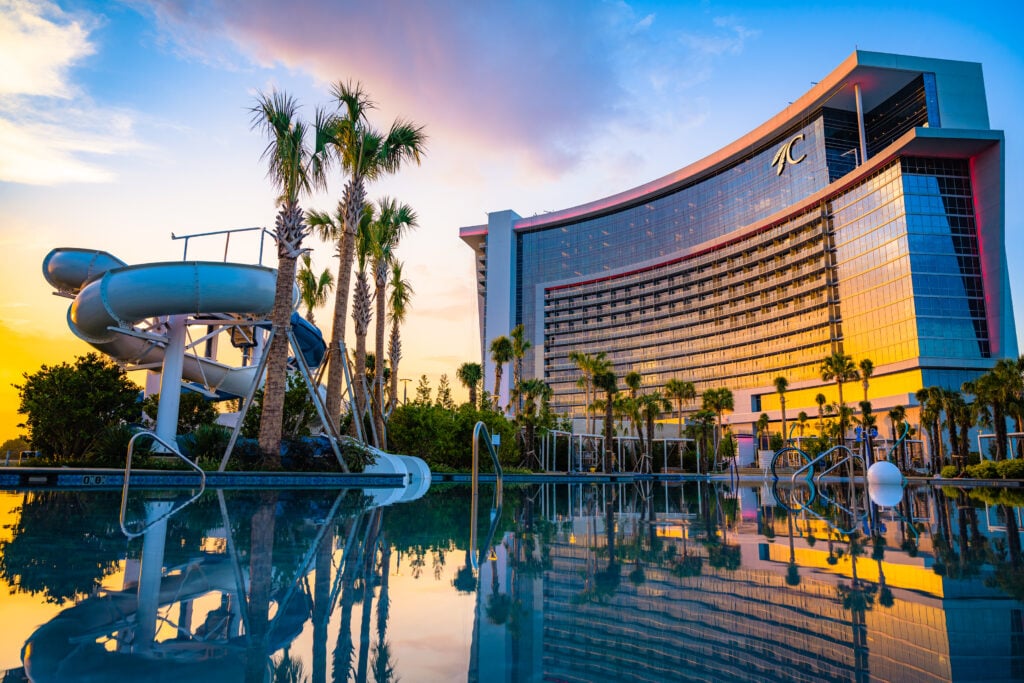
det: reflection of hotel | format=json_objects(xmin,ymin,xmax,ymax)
[
  {"xmin": 473, "ymin": 483, "xmax": 1024, "ymax": 682},
  {"xmin": 460, "ymin": 51, "xmax": 1015, "ymax": 426}
]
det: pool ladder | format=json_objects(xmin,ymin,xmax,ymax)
[
  {"xmin": 119, "ymin": 430, "xmax": 206, "ymax": 539},
  {"xmin": 470, "ymin": 421, "xmax": 503, "ymax": 571}
]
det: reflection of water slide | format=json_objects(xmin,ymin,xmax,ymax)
[
  {"xmin": 42, "ymin": 248, "xmax": 325, "ymax": 399},
  {"xmin": 21, "ymin": 552, "xmax": 312, "ymax": 682}
]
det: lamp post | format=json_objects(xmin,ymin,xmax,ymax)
[{"xmin": 400, "ymin": 378, "xmax": 412, "ymax": 405}]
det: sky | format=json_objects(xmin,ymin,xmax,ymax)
[{"xmin": 1, "ymin": 0, "xmax": 1022, "ymax": 443}]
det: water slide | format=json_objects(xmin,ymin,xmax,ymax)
[
  {"xmin": 42, "ymin": 247, "xmax": 324, "ymax": 399},
  {"xmin": 43, "ymin": 246, "xmax": 430, "ymax": 486}
]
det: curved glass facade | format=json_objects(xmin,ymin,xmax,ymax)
[{"xmin": 463, "ymin": 51, "xmax": 1014, "ymax": 425}]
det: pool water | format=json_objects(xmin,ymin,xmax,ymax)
[{"xmin": 1, "ymin": 480, "xmax": 1022, "ymax": 682}]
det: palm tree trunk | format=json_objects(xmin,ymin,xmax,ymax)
[
  {"xmin": 373, "ymin": 259, "xmax": 388, "ymax": 447},
  {"xmin": 676, "ymin": 399, "xmax": 683, "ymax": 439},
  {"xmin": 353, "ymin": 269, "xmax": 372, "ymax": 441},
  {"xmin": 258, "ymin": 241, "xmax": 300, "ymax": 463},
  {"xmin": 326, "ymin": 177, "xmax": 365, "ymax": 426},
  {"xmin": 388, "ymin": 322, "xmax": 401, "ymax": 412},
  {"xmin": 604, "ymin": 396, "xmax": 615, "ymax": 472},
  {"xmin": 493, "ymin": 365, "xmax": 503, "ymax": 411}
]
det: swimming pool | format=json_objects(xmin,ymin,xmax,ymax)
[{"xmin": 1, "ymin": 480, "xmax": 1020, "ymax": 682}]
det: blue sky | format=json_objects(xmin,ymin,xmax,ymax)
[{"xmin": 1, "ymin": 0, "xmax": 1022, "ymax": 441}]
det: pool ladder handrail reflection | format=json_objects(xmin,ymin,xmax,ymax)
[
  {"xmin": 120, "ymin": 430, "xmax": 206, "ymax": 539},
  {"xmin": 470, "ymin": 421, "xmax": 504, "ymax": 572}
]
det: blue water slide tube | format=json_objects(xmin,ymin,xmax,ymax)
[{"xmin": 43, "ymin": 247, "xmax": 290, "ymax": 399}]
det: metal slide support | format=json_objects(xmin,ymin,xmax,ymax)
[
  {"xmin": 287, "ymin": 328, "xmax": 349, "ymax": 472},
  {"xmin": 358, "ymin": 372, "xmax": 380, "ymax": 448},
  {"xmin": 219, "ymin": 327, "xmax": 275, "ymax": 472},
  {"xmin": 120, "ymin": 430, "xmax": 206, "ymax": 539},
  {"xmin": 335, "ymin": 341, "xmax": 366, "ymax": 444},
  {"xmin": 216, "ymin": 491, "xmax": 252, "ymax": 634}
]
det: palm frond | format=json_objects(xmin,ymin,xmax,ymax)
[
  {"xmin": 249, "ymin": 89, "xmax": 321, "ymax": 203},
  {"xmin": 388, "ymin": 261, "xmax": 414, "ymax": 323}
]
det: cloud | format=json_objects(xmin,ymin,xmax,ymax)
[
  {"xmin": 132, "ymin": 1, "xmax": 758, "ymax": 180},
  {"xmin": 0, "ymin": 0, "xmax": 94, "ymax": 97},
  {"xmin": 634, "ymin": 13, "xmax": 655, "ymax": 31},
  {"xmin": 0, "ymin": 1, "xmax": 140, "ymax": 185}
]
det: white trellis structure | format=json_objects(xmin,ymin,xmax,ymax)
[
  {"xmin": 540, "ymin": 430, "xmax": 697, "ymax": 473},
  {"xmin": 977, "ymin": 432, "xmax": 1024, "ymax": 460}
]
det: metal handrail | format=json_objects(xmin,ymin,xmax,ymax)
[
  {"xmin": 119, "ymin": 430, "xmax": 206, "ymax": 539},
  {"xmin": 171, "ymin": 226, "xmax": 275, "ymax": 265},
  {"xmin": 470, "ymin": 421, "xmax": 504, "ymax": 572}
]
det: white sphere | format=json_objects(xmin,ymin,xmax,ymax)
[
  {"xmin": 868, "ymin": 483, "xmax": 905, "ymax": 507},
  {"xmin": 867, "ymin": 460, "xmax": 903, "ymax": 486}
]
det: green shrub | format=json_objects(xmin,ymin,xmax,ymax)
[
  {"xmin": 180, "ymin": 423, "xmax": 231, "ymax": 461},
  {"xmin": 996, "ymin": 459, "xmax": 1024, "ymax": 480},
  {"xmin": 85, "ymin": 424, "xmax": 144, "ymax": 467},
  {"xmin": 388, "ymin": 403, "xmax": 517, "ymax": 471},
  {"xmin": 966, "ymin": 460, "xmax": 999, "ymax": 479},
  {"xmin": 940, "ymin": 465, "xmax": 960, "ymax": 479}
]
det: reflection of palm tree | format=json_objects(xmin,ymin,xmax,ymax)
[
  {"xmin": 272, "ymin": 648, "xmax": 310, "ymax": 682},
  {"xmin": 785, "ymin": 511, "xmax": 800, "ymax": 586},
  {"xmin": 371, "ymin": 538, "xmax": 395, "ymax": 683},
  {"xmin": 247, "ymin": 492, "xmax": 279, "ymax": 681},
  {"xmin": 485, "ymin": 557, "xmax": 512, "ymax": 625},
  {"xmin": 837, "ymin": 532, "xmax": 875, "ymax": 683},
  {"xmin": 357, "ymin": 510, "xmax": 384, "ymax": 682},
  {"xmin": 313, "ymin": 516, "xmax": 335, "ymax": 683},
  {"xmin": 333, "ymin": 513, "xmax": 369, "ymax": 683}
]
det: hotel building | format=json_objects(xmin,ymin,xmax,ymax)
[{"xmin": 459, "ymin": 51, "xmax": 1016, "ymax": 428}]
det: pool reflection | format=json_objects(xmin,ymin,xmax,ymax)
[{"xmin": 3, "ymin": 481, "xmax": 1024, "ymax": 682}]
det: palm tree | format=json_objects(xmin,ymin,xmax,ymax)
[
  {"xmin": 518, "ymin": 378, "xmax": 553, "ymax": 469},
  {"xmin": 859, "ymin": 358, "xmax": 874, "ymax": 404},
  {"xmin": 820, "ymin": 352, "xmax": 858, "ymax": 441},
  {"xmin": 569, "ymin": 351, "xmax": 609, "ymax": 433},
  {"xmin": 613, "ymin": 394, "xmax": 643, "ymax": 465},
  {"xmin": 916, "ymin": 386, "xmax": 944, "ymax": 471},
  {"xmin": 756, "ymin": 413, "xmax": 770, "ymax": 450},
  {"xmin": 490, "ymin": 335, "xmax": 513, "ymax": 411},
  {"xmin": 796, "ymin": 411, "xmax": 809, "ymax": 443},
  {"xmin": 815, "ymin": 392, "xmax": 827, "ymax": 437},
  {"xmin": 316, "ymin": 81, "xmax": 426, "ymax": 429},
  {"xmin": 855, "ymin": 400, "xmax": 876, "ymax": 461},
  {"xmin": 665, "ymin": 379, "xmax": 696, "ymax": 438},
  {"xmin": 387, "ymin": 261, "xmax": 413, "ymax": 414},
  {"xmin": 702, "ymin": 387, "xmax": 734, "ymax": 466},
  {"xmin": 594, "ymin": 370, "xmax": 619, "ymax": 472},
  {"xmin": 638, "ymin": 392, "xmax": 671, "ymax": 470},
  {"xmin": 456, "ymin": 362, "xmax": 483, "ymax": 408},
  {"xmin": 296, "ymin": 253, "xmax": 334, "ymax": 324},
  {"xmin": 624, "ymin": 371, "xmax": 642, "ymax": 398},
  {"xmin": 887, "ymin": 405, "xmax": 906, "ymax": 467},
  {"xmin": 941, "ymin": 390, "xmax": 965, "ymax": 466},
  {"xmin": 251, "ymin": 90, "xmax": 324, "ymax": 462},
  {"xmin": 623, "ymin": 370, "xmax": 644, "ymax": 447},
  {"xmin": 510, "ymin": 324, "xmax": 532, "ymax": 418},
  {"xmin": 369, "ymin": 198, "xmax": 417, "ymax": 443},
  {"xmin": 774, "ymin": 376, "xmax": 789, "ymax": 445}
]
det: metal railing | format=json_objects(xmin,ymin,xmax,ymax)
[
  {"xmin": 119, "ymin": 430, "xmax": 206, "ymax": 539},
  {"xmin": 469, "ymin": 421, "xmax": 504, "ymax": 572}
]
